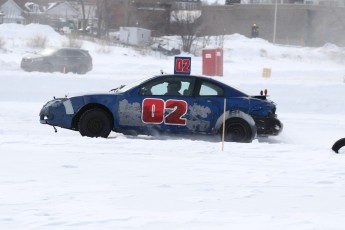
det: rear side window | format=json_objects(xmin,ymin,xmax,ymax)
[
  {"xmin": 67, "ymin": 50, "xmax": 85, "ymax": 57},
  {"xmin": 199, "ymin": 81, "xmax": 224, "ymax": 96}
]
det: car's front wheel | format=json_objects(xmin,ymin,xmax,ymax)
[
  {"xmin": 78, "ymin": 108, "xmax": 112, "ymax": 138},
  {"xmin": 225, "ymin": 118, "xmax": 253, "ymax": 143}
]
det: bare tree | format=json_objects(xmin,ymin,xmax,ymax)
[
  {"xmin": 79, "ymin": 0, "xmax": 86, "ymax": 32},
  {"xmin": 170, "ymin": 10, "xmax": 202, "ymax": 53},
  {"xmin": 96, "ymin": 0, "xmax": 110, "ymax": 38}
]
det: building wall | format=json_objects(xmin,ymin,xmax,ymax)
[
  {"xmin": 45, "ymin": 2, "xmax": 79, "ymax": 20},
  {"xmin": 201, "ymin": 4, "xmax": 345, "ymax": 46},
  {"xmin": 119, "ymin": 27, "xmax": 151, "ymax": 46},
  {"xmin": 1, "ymin": 0, "xmax": 25, "ymax": 23}
]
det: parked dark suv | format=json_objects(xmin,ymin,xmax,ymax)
[{"xmin": 21, "ymin": 48, "xmax": 93, "ymax": 74}]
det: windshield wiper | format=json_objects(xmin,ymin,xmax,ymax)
[{"xmin": 109, "ymin": 85, "xmax": 125, "ymax": 93}]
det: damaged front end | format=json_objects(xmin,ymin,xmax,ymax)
[
  {"xmin": 254, "ymin": 114, "xmax": 283, "ymax": 136},
  {"xmin": 39, "ymin": 98, "xmax": 75, "ymax": 129},
  {"xmin": 249, "ymin": 96, "xmax": 283, "ymax": 136}
]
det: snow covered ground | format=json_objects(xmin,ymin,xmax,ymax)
[{"xmin": 1, "ymin": 23, "xmax": 345, "ymax": 230}]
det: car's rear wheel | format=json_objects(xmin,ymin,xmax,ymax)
[
  {"xmin": 78, "ymin": 108, "xmax": 112, "ymax": 138},
  {"xmin": 77, "ymin": 65, "xmax": 88, "ymax": 74},
  {"xmin": 225, "ymin": 118, "xmax": 253, "ymax": 143}
]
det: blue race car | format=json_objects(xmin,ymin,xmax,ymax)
[{"xmin": 39, "ymin": 74, "xmax": 283, "ymax": 142}]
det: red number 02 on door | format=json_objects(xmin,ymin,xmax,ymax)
[{"xmin": 142, "ymin": 98, "xmax": 188, "ymax": 125}]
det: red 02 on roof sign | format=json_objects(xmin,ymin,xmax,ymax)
[{"xmin": 174, "ymin": 57, "xmax": 191, "ymax": 75}]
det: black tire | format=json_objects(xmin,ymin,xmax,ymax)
[
  {"xmin": 77, "ymin": 65, "xmax": 87, "ymax": 74},
  {"xmin": 225, "ymin": 118, "xmax": 253, "ymax": 143},
  {"xmin": 78, "ymin": 108, "xmax": 112, "ymax": 138},
  {"xmin": 332, "ymin": 138, "xmax": 345, "ymax": 153}
]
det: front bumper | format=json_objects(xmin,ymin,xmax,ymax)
[
  {"xmin": 21, "ymin": 62, "xmax": 34, "ymax": 72},
  {"xmin": 20, "ymin": 59, "xmax": 40, "ymax": 72},
  {"xmin": 254, "ymin": 115, "xmax": 283, "ymax": 136},
  {"xmin": 39, "ymin": 98, "xmax": 75, "ymax": 128}
]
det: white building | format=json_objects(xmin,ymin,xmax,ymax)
[
  {"xmin": 119, "ymin": 27, "xmax": 151, "ymax": 46},
  {"xmin": 45, "ymin": 1, "xmax": 79, "ymax": 20},
  {"xmin": 244, "ymin": 0, "xmax": 344, "ymax": 6},
  {"xmin": 0, "ymin": 0, "xmax": 25, "ymax": 24}
]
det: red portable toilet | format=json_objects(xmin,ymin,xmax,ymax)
[
  {"xmin": 202, "ymin": 48, "xmax": 223, "ymax": 76},
  {"xmin": 202, "ymin": 49, "xmax": 216, "ymax": 76},
  {"xmin": 215, "ymin": 48, "xmax": 223, "ymax": 76}
]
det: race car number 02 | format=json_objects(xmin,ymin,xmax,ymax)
[
  {"xmin": 174, "ymin": 57, "xmax": 191, "ymax": 75},
  {"xmin": 142, "ymin": 98, "xmax": 187, "ymax": 125}
]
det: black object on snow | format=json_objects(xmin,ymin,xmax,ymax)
[{"xmin": 332, "ymin": 138, "xmax": 345, "ymax": 153}]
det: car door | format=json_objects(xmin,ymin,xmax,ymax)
[
  {"xmin": 54, "ymin": 49, "xmax": 69, "ymax": 72},
  {"xmin": 141, "ymin": 76, "xmax": 197, "ymax": 134},
  {"xmin": 187, "ymin": 79, "xmax": 225, "ymax": 134},
  {"xmin": 117, "ymin": 76, "xmax": 197, "ymax": 135},
  {"xmin": 66, "ymin": 50, "xmax": 84, "ymax": 71},
  {"xmin": 117, "ymin": 76, "xmax": 224, "ymax": 135}
]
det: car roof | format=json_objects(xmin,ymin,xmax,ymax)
[
  {"xmin": 148, "ymin": 74, "xmax": 248, "ymax": 97},
  {"xmin": 41, "ymin": 47, "xmax": 88, "ymax": 53},
  {"xmin": 59, "ymin": 47, "xmax": 88, "ymax": 52},
  {"xmin": 153, "ymin": 74, "xmax": 226, "ymax": 84}
]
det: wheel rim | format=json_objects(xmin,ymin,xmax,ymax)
[
  {"xmin": 87, "ymin": 117, "xmax": 104, "ymax": 135},
  {"xmin": 78, "ymin": 109, "xmax": 112, "ymax": 138},
  {"xmin": 227, "ymin": 123, "xmax": 248, "ymax": 142}
]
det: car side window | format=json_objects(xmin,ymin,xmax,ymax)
[
  {"xmin": 199, "ymin": 81, "xmax": 224, "ymax": 96},
  {"xmin": 151, "ymin": 82, "xmax": 168, "ymax": 95},
  {"xmin": 139, "ymin": 77, "xmax": 195, "ymax": 96},
  {"xmin": 68, "ymin": 50, "xmax": 84, "ymax": 57},
  {"xmin": 55, "ymin": 50, "xmax": 67, "ymax": 57}
]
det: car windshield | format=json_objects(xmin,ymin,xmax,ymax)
[
  {"xmin": 115, "ymin": 76, "xmax": 153, "ymax": 93},
  {"xmin": 38, "ymin": 48, "xmax": 57, "ymax": 56}
]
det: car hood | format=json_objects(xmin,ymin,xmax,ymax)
[
  {"xmin": 66, "ymin": 91, "xmax": 120, "ymax": 99},
  {"xmin": 22, "ymin": 53, "xmax": 43, "ymax": 59}
]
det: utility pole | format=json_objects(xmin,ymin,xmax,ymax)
[
  {"xmin": 125, "ymin": 0, "xmax": 129, "ymax": 26},
  {"xmin": 125, "ymin": 0, "xmax": 135, "ymax": 26},
  {"xmin": 273, "ymin": 0, "xmax": 278, "ymax": 43},
  {"xmin": 79, "ymin": 0, "xmax": 86, "ymax": 32}
]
